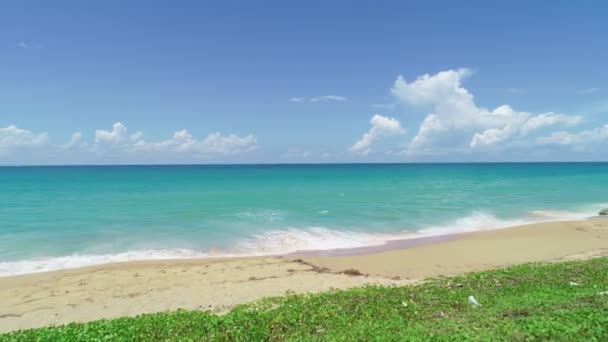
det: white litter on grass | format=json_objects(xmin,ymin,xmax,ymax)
[
  {"xmin": 468, "ymin": 295, "xmax": 481, "ymax": 307},
  {"xmin": 401, "ymin": 301, "xmax": 408, "ymax": 307},
  {"xmin": 569, "ymin": 281, "xmax": 580, "ymax": 286}
]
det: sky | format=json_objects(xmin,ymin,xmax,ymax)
[{"xmin": 1, "ymin": 0, "xmax": 607, "ymax": 164}]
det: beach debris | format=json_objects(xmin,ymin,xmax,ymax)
[
  {"xmin": 468, "ymin": 295, "xmax": 481, "ymax": 307},
  {"xmin": 569, "ymin": 281, "xmax": 580, "ymax": 286},
  {"xmin": 599, "ymin": 208, "xmax": 608, "ymax": 216},
  {"xmin": 341, "ymin": 269, "xmax": 364, "ymax": 276}
]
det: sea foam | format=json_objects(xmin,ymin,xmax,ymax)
[{"xmin": 0, "ymin": 205, "xmax": 602, "ymax": 277}]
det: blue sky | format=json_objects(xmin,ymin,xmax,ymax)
[{"xmin": 1, "ymin": 0, "xmax": 607, "ymax": 164}]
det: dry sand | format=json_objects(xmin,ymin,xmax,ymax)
[{"xmin": 1, "ymin": 219, "xmax": 607, "ymax": 333}]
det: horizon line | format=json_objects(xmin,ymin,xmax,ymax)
[{"xmin": 1, "ymin": 161, "xmax": 608, "ymax": 167}]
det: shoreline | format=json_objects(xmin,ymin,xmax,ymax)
[
  {"xmin": 2, "ymin": 214, "xmax": 604, "ymax": 278},
  {"xmin": 0, "ymin": 231, "xmax": 458, "ymax": 278},
  {"xmin": 294, "ymin": 216, "xmax": 604, "ymax": 257},
  {"xmin": 1, "ymin": 218, "xmax": 607, "ymax": 332}
]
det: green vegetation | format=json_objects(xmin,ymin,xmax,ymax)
[{"xmin": 3, "ymin": 257, "xmax": 608, "ymax": 341}]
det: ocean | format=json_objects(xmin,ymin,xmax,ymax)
[{"xmin": 1, "ymin": 163, "xmax": 606, "ymax": 276}]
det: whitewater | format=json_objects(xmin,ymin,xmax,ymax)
[{"xmin": 1, "ymin": 163, "xmax": 606, "ymax": 276}]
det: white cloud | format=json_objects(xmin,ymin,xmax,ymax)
[
  {"xmin": 63, "ymin": 132, "xmax": 83, "ymax": 149},
  {"xmin": 152, "ymin": 129, "xmax": 196, "ymax": 152},
  {"xmin": 519, "ymin": 113, "xmax": 582, "ymax": 135},
  {"xmin": 391, "ymin": 69, "xmax": 582, "ymax": 153},
  {"xmin": 536, "ymin": 124, "xmax": 608, "ymax": 148},
  {"xmin": 350, "ymin": 114, "xmax": 404, "ymax": 155},
  {"xmin": 290, "ymin": 95, "xmax": 347, "ymax": 103},
  {"xmin": 95, "ymin": 122, "xmax": 128, "ymax": 144},
  {"xmin": 392, "ymin": 68, "xmax": 475, "ymax": 106},
  {"xmin": 125, "ymin": 127, "xmax": 257, "ymax": 156},
  {"xmin": 0, "ymin": 125, "xmax": 48, "ymax": 154},
  {"xmin": 0, "ymin": 122, "xmax": 257, "ymax": 163},
  {"xmin": 199, "ymin": 132, "xmax": 258, "ymax": 154},
  {"xmin": 469, "ymin": 108, "xmax": 582, "ymax": 148},
  {"xmin": 130, "ymin": 131, "xmax": 143, "ymax": 142}
]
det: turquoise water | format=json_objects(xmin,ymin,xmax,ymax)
[{"xmin": 1, "ymin": 163, "xmax": 607, "ymax": 275}]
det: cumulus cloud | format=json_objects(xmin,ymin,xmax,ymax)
[
  {"xmin": 63, "ymin": 132, "xmax": 83, "ymax": 149},
  {"xmin": 199, "ymin": 132, "xmax": 257, "ymax": 154},
  {"xmin": 391, "ymin": 69, "xmax": 583, "ymax": 153},
  {"xmin": 0, "ymin": 122, "xmax": 257, "ymax": 163},
  {"xmin": 392, "ymin": 68, "xmax": 475, "ymax": 106},
  {"xmin": 519, "ymin": 113, "xmax": 582, "ymax": 135},
  {"xmin": 536, "ymin": 124, "xmax": 608, "ymax": 148},
  {"xmin": 130, "ymin": 131, "xmax": 143, "ymax": 142},
  {"xmin": 95, "ymin": 122, "xmax": 129, "ymax": 144},
  {"xmin": 469, "ymin": 108, "xmax": 582, "ymax": 148},
  {"xmin": 91, "ymin": 123, "xmax": 258, "ymax": 156},
  {"xmin": 350, "ymin": 114, "xmax": 404, "ymax": 155},
  {"xmin": 139, "ymin": 129, "xmax": 257, "ymax": 155},
  {"xmin": 0, "ymin": 125, "xmax": 49, "ymax": 155}
]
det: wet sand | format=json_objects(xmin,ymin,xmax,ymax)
[{"xmin": 1, "ymin": 218, "xmax": 607, "ymax": 333}]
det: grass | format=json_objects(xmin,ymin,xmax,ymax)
[{"xmin": 2, "ymin": 257, "xmax": 608, "ymax": 341}]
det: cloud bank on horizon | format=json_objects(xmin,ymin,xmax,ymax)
[
  {"xmin": 0, "ymin": 122, "xmax": 257, "ymax": 164},
  {"xmin": 1, "ymin": 69, "xmax": 607, "ymax": 164}
]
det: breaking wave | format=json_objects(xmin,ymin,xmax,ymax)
[{"xmin": 0, "ymin": 204, "xmax": 603, "ymax": 277}]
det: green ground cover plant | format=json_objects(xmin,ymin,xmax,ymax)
[{"xmin": 3, "ymin": 257, "xmax": 607, "ymax": 341}]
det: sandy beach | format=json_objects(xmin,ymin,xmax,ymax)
[{"xmin": 1, "ymin": 218, "xmax": 607, "ymax": 333}]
